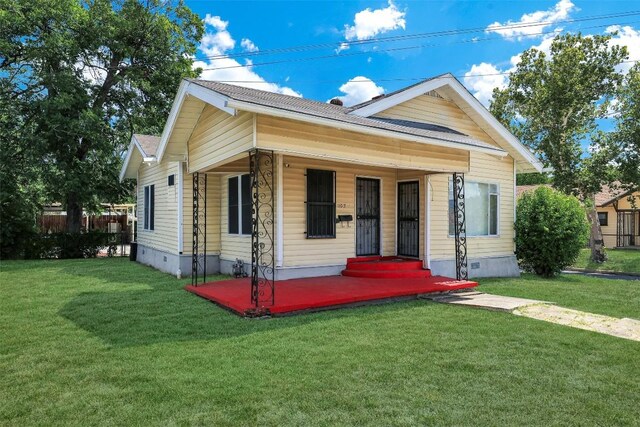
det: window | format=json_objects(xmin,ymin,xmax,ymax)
[
  {"xmin": 167, "ymin": 174, "xmax": 175, "ymax": 186},
  {"xmin": 449, "ymin": 180, "xmax": 499, "ymax": 236},
  {"xmin": 228, "ymin": 174, "xmax": 251, "ymax": 235},
  {"xmin": 306, "ymin": 169, "xmax": 336, "ymax": 238},
  {"xmin": 143, "ymin": 184, "xmax": 155, "ymax": 231},
  {"xmin": 598, "ymin": 212, "xmax": 608, "ymax": 226}
]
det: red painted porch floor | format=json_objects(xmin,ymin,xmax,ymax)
[{"xmin": 185, "ymin": 275, "xmax": 478, "ymax": 317}]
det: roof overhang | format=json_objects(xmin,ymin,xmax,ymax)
[
  {"xmin": 349, "ymin": 73, "xmax": 543, "ymax": 173},
  {"xmin": 155, "ymin": 80, "xmax": 236, "ymax": 163},
  {"xmin": 119, "ymin": 135, "xmax": 157, "ymax": 182},
  {"xmin": 226, "ymin": 99, "xmax": 507, "ymax": 158}
]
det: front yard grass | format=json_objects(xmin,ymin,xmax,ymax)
[
  {"xmin": 1, "ymin": 258, "xmax": 639, "ymax": 426},
  {"xmin": 572, "ymin": 248, "xmax": 640, "ymax": 274},
  {"xmin": 481, "ymin": 273, "xmax": 640, "ymax": 319}
]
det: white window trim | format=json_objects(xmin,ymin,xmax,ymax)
[
  {"xmin": 228, "ymin": 174, "xmax": 251, "ymax": 236},
  {"xmin": 448, "ymin": 178, "xmax": 500, "ymax": 238}
]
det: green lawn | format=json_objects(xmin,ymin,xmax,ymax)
[
  {"xmin": 481, "ymin": 273, "xmax": 640, "ymax": 319},
  {"xmin": 1, "ymin": 259, "xmax": 639, "ymax": 426},
  {"xmin": 572, "ymin": 248, "xmax": 640, "ymax": 274}
]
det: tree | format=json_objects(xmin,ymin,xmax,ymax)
[
  {"xmin": 1, "ymin": 0, "xmax": 204, "ymax": 237},
  {"xmin": 491, "ymin": 33, "xmax": 628, "ymax": 262},
  {"xmin": 516, "ymin": 172, "xmax": 551, "ymax": 186},
  {"xmin": 607, "ymin": 63, "xmax": 640, "ymax": 189}
]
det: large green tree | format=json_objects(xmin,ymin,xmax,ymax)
[
  {"xmin": 607, "ymin": 63, "xmax": 640, "ymax": 189},
  {"xmin": 491, "ymin": 33, "xmax": 628, "ymax": 262},
  {"xmin": 1, "ymin": 0, "xmax": 203, "ymax": 236}
]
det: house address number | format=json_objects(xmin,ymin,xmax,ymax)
[{"xmin": 337, "ymin": 203, "xmax": 353, "ymax": 209}]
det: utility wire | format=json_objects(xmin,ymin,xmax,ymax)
[
  {"xmin": 204, "ymin": 59, "xmax": 639, "ymax": 85},
  {"xmin": 199, "ymin": 20, "xmax": 640, "ymax": 72},
  {"xmin": 196, "ymin": 9, "xmax": 640, "ymax": 63}
]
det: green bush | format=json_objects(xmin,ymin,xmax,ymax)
[
  {"xmin": 22, "ymin": 232, "xmax": 121, "ymax": 259},
  {"xmin": 515, "ymin": 187, "xmax": 589, "ymax": 277}
]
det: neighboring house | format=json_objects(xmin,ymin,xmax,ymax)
[
  {"xmin": 120, "ymin": 73, "xmax": 543, "ymax": 281},
  {"xmin": 516, "ymin": 184, "xmax": 639, "ymax": 248}
]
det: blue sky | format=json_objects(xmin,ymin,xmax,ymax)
[{"xmin": 185, "ymin": 0, "xmax": 640, "ymax": 108}]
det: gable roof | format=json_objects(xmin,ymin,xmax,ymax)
[
  {"xmin": 119, "ymin": 134, "xmax": 160, "ymax": 181},
  {"xmin": 183, "ymin": 79, "xmax": 504, "ymax": 154},
  {"xmin": 348, "ymin": 73, "xmax": 543, "ymax": 173},
  {"xmin": 138, "ymin": 73, "xmax": 543, "ymax": 174}
]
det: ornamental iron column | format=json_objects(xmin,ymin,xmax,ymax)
[
  {"xmin": 250, "ymin": 149, "xmax": 275, "ymax": 310},
  {"xmin": 452, "ymin": 172, "xmax": 468, "ymax": 280},
  {"xmin": 191, "ymin": 172, "xmax": 207, "ymax": 286}
]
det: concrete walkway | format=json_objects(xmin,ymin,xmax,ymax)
[{"xmin": 426, "ymin": 291, "xmax": 640, "ymax": 342}]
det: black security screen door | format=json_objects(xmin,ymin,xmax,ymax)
[
  {"xmin": 356, "ymin": 178, "xmax": 381, "ymax": 256},
  {"xmin": 397, "ymin": 181, "xmax": 419, "ymax": 257}
]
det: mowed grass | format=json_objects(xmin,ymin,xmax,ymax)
[
  {"xmin": 573, "ymin": 248, "xmax": 640, "ymax": 274},
  {"xmin": 481, "ymin": 273, "xmax": 640, "ymax": 319},
  {"xmin": 1, "ymin": 259, "xmax": 639, "ymax": 426}
]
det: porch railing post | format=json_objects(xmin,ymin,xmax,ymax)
[
  {"xmin": 452, "ymin": 172, "xmax": 468, "ymax": 280},
  {"xmin": 192, "ymin": 172, "xmax": 207, "ymax": 285},
  {"xmin": 250, "ymin": 149, "xmax": 275, "ymax": 310}
]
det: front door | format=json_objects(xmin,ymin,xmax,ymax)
[
  {"xmin": 356, "ymin": 177, "xmax": 380, "ymax": 256},
  {"xmin": 397, "ymin": 181, "xmax": 419, "ymax": 257}
]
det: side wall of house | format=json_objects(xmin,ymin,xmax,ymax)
[{"xmin": 598, "ymin": 205, "xmax": 618, "ymax": 248}]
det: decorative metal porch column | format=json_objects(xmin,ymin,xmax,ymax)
[
  {"xmin": 250, "ymin": 149, "xmax": 275, "ymax": 309},
  {"xmin": 191, "ymin": 172, "xmax": 207, "ymax": 286},
  {"xmin": 452, "ymin": 172, "xmax": 468, "ymax": 280}
]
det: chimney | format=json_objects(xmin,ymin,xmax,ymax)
[{"xmin": 329, "ymin": 98, "xmax": 344, "ymax": 106}]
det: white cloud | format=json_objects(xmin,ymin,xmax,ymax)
[
  {"xmin": 606, "ymin": 25, "xmax": 640, "ymax": 73},
  {"xmin": 344, "ymin": 1, "xmax": 406, "ymax": 41},
  {"xmin": 333, "ymin": 76, "xmax": 384, "ymax": 106},
  {"xmin": 240, "ymin": 38, "xmax": 259, "ymax": 52},
  {"xmin": 195, "ymin": 15, "xmax": 301, "ymax": 97},
  {"xmin": 465, "ymin": 33, "xmax": 559, "ymax": 106},
  {"xmin": 486, "ymin": 0, "xmax": 576, "ymax": 40},
  {"xmin": 464, "ymin": 63, "xmax": 509, "ymax": 106},
  {"xmin": 203, "ymin": 14, "xmax": 228, "ymax": 31}
]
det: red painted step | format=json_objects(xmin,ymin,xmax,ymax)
[
  {"xmin": 342, "ymin": 256, "xmax": 431, "ymax": 279},
  {"xmin": 342, "ymin": 269, "xmax": 432, "ymax": 279}
]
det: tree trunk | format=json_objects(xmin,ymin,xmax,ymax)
[
  {"xmin": 65, "ymin": 193, "xmax": 83, "ymax": 233},
  {"xmin": 586, "ymin": 204, "xmax": 607, "ymax": 263}
]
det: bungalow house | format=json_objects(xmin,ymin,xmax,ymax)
[
  {"xmin": 120, "ymin": 73, "xmax": 543, "ymax": 300},
  {"xmin": 517, "ymin": 184, "xmax": 639, "ymax": 248}
]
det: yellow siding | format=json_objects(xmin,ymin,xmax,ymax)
[
  {"xmin": 181, "ymin": 169, "xmax": 221, "ymax": 255},
  {"xmin": 137, "ymin": 161, "xmax": 179, "ymax": 253},
  {"xmin": 281, "ymin": 156, "xmax": 398, "ymax": 267},
  {"xmin": 256, "ymin": 115, "xmax": 469, "ymax": 173},
  {"xmin": 188, "ymin": 106, "xmax": 254, "ymax": 173},
  {"xmin": 598, "ymin": 206, "xmax": 618, "ymax": 248},
  {"xmin": 430, "ymin": 153, "xmax": 516, "ymax": 260},
  {"xmin": 614, "ymin": 191, "xmax": 640, "ymax": 210},
  {"xmin": 375, "ymin": 93, "xmax": 500, "ymax": 148}
]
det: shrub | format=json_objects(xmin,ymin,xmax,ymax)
[
  {"xmin": 515, "ymin": 186, "xmax": 589, "ymax": 277},
  {"xmin": 22, "ymin": 232, "xmax": 122, "ymax": 259}
]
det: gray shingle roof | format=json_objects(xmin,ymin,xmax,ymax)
[
  {"xmin": 188, "ymin": 79, "xmax": 502, "ymax": 152},
  {"xmin": 133, "ymin": 134, "xmax": 160, "ymax": 157}
]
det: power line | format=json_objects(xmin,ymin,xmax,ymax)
[
  {"xmin": 198, "ymin": 20, "xmax": 640, "ymax": 72},
  {"xmin": 196, "ymin": 9, "xmax": 640, "ymax": 63},
  {"xmin": 203, "ymin": 59, "xmax": 639, "ymax": 85}
]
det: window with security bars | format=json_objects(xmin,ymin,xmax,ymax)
[{"xmin": 306, "ymin": 169, "xmax": 336, "ymax": 238}]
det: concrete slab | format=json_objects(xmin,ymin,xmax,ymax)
[
  {"xmin": 423, "ymin": 290, "xmax": 549, "ymax": 312},
  {"xmin": 514, "ymin": 305, "xmax": 640, "ymax": 342}
]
